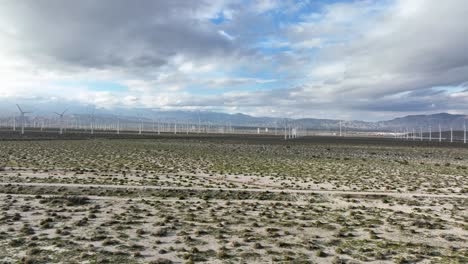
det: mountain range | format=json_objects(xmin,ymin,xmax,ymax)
[
  {"xmin": 7, "ymin": 110, "xmax": 467, "ymax": 132},
  {"xmin": 0, "ymin": 101, "xmax": 466, "ymax": 131}
]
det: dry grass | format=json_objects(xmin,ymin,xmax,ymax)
[{"xmin": 0, "ymin": 137, "xmax": 466, "ymax": 263}]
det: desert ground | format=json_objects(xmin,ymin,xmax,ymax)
[{"xmin": 0, "ymin": 133, "xmax": 466, "ymax": 263}]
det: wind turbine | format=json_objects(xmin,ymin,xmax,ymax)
[
  {"xmin": 339, "ymin": 120, "xmax": 342, "ymax": 137},
  {"xmin": 464, "ymin": 121, "xmax": 467, "ymax": 144},
  {"xmin": 438, "ymin": 124, "xmax": 442, "ymax": 142},
  {"xmin": 54, "ymin": 109, "xmax": 68, "ymax": 135},
  {"xmin": 198, "ymin": 110, "xmax": 201, "ymax": 134},
  {"xmin": 138, "ymin": 117, "xmax": 143, "ymax": 135},
  {"xmin": 16, "ymin": 104, "xmax": 32, "ymax": 135},
  {"xmin": 150, "ymin": 108, "xmax": 162, "ymax": 135},
  {"xmin": 116, "ymin": 114, "xmax": 120, "ymax": 135},
  {"xmin": 450, "ymin": 126, "xmax": 453, "ymax": 143},
  {"xmin": 40, "ymin": 118, "xmax": 45, "ymax": 132},
  {"xmin": 90, "ymin": 110, "xmax": 95, "ymax": 135}
]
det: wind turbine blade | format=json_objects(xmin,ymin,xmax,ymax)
[
  {"xmin": 62, "ymin": 109, "xmax": 69, "ymax": 115},
  {"xmin": 16, "ymin": 104, "xmax": 24, "ymax": 113},
  {"xmin": 53, "ymin": 112, "xmax": 61, "ymax": 116}
]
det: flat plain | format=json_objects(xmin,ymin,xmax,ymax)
[{"xmin": 0, "ymin": 133, "xmax": 466, "ymax": 263}]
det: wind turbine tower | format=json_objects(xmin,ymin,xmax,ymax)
[
  {"xmin": 139, "ymin": 118, "xmax": 143, "ymax": 135},
  {"xmin": 116, "ymin": 115, "xmax": 120, "ymax": 135},
  {"xmin": 464, "ymin": 121, "xmax": 467, "ymax": 144},
  {"xmin": 438, "ymin": 124, "xmax": 442, "ymax": 142},
  {"xmin": 450, "ymin": 126, "xmax": 453, "ymax": 143},
  {"xmin": 339, "ymin": 120, "xmax": 342, "ymax": 137},
  {"xmin": 89, "ymin": 109, "xmax": 95, "ymax": 135},
  {"xmin": 16, "ymin": 104, "xmax": 32, "ymax": 135},
  {"xmin": 198, "ymin": 111, "xmax": 201, "ymax": 134},
  {"xmin": 429, "ymin": 126, "xmax": 432, "ymax": 141},
  {"xmin": 54, "ymin": 109, "xmax": 68, "ymax": 135}
]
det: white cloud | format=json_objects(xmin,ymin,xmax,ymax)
[
  {"xmin": 1, "ymin": 0, "xmax": 468, "ymax": 120},
  {"xmin": 291, "ymin": 38, "xmax": 322, "ymax": 49},
  {"xmin": 218, "ymin": 30, "xmax": 235, "ymax": 41},
  {"xmin": 252, "ymin": 0, "xmax": 281, "ymax": 13}
]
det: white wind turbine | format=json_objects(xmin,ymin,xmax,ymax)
[
  {"xmin": 429, "ymin": 126, "xmax": 432, "ymax": 141},
  {"xmin": 40, "ymin": 117, "xmax": 45, "ymax": 132},
  {"xmin": 138, "ymin": 117, "xmax": 143, "ymax": 135},
  {"xmin": 54, "ymin": 109, "xmax": 68, "ymax": 135},
  {"xmin": 438, "ymin": 124, "xmax": 442, "ymax": 142},
  {"xmin": 116, "ymin": 114, "xmax": 121, "ymax": 135},
  {"xmin": 198, "ymin": 110, "xmax": 201, "ymax": 134},
  {"xmin": 339, "ymin": 120, "xmax": 342, "ymax": 137},
  {"xmin": 450, "ymin": 126, "xmax": 453, "ymax": 143},
  {"xmin": 16, "ymin": 104, "xmax": 32, "ymax": 135},
  {"xmin": 90, "ymin": 109, "xmax": 96, "ymax": 134},
  {"xmin": 464, "ymin": 121, "xmax": 467, "ymax": 144},
  {"xmin": 157, "ymin": 118, "xmax": 161, "ymax": 135}
]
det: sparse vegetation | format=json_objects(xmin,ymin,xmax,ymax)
[{"xmin": 0, "ymin": 135, "xmax": 466, "ymax": 263}]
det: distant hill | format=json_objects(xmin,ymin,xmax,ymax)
[
  {"xmin": 377, "ymin": 113, "xmax": 467, "ymax": 130},
  {"xmin": 1, "ymin": 105, "xmax": 466, "ymax": 131},
  {"xmin": 65, "ymin": 112, "xmax": 468, "ymax": 131}
]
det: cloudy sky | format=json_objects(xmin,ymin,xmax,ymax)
[{"xmin": 1, "ymin": 0, "xmax": 468, "ymax": 120}]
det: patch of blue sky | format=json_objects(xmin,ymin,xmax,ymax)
[
  {"xmin": 253, "ymin": 36, "xmax": 290, "ymax": 51},
  {"xmin": 250, "ymin": 1, "xmax": 389, "ymax": 53},
  {"xmin": 236, "ymin": 79, "xmax": 283, "ymax": 92},
  {"xmin": 258, "ymin": 45, "xmax": 292, "ymax": 55},
  {"xmin": 243, "ymin": 78, "xmax": 279, "ymax": 89},
  {"xmin": 269, "ymin": 0, "xmax": 325, "ymax": 24},
  {"xmin": 432, "ymin": 86, "xmax": 468, "ymax": 93},
  {"xmin": 209, "ymin": 10, "xmax": 230, "ymax": 25},
  {"xmin": 56, "ymin": 80, "xmax": 128, "ymax": 92},
  {"xmin": 231, "ymin": 68, "xmax": 279, "ymax": 83},
  {"xmin": 185, "ymin": 84, "xmax": 225, "ymax": 96},
  {"xmin": 290, "ymin": 0, "xmax": 393, "ymax": 25},
  {"xmin": 268, "ymin": 0, "xmax": 358, "ymax": 25}
]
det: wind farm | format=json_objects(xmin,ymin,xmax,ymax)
[
  {"xmin": 1, "ymin": 0, "xmax": 468, "ymax": 263},
  {"xmin": 0, "ymin": 107, "xmax": 467, "ymax": 263},
  {"xmin": 1, "ymin": 107, "xmax": 468, "ymax": 144}
]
